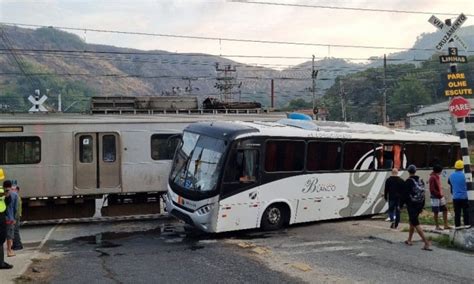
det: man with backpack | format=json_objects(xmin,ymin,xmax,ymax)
[{"xmin": 402, "ymin": 164, "xmax": 432, "ymax": 251}]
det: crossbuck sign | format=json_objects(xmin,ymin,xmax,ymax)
[
  {"xmin": 28, "ymin": 95, "xmax": 48, "ymax": 112},
  {"xmin": 428, "ymin": 13, "xmax": 468, "ymax": 51}
]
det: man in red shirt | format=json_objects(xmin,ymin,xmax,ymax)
[{"xmin": 429, "ymin": 165, "xmax": 451, "ymax": 230}]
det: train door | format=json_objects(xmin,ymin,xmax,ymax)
[{"xmin": 74, "ymin": 133, "xmax": 121, "ymax": 190}]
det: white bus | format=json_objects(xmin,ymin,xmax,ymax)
[{"xmin": 164, "ymin": 117, "xmax": 461, "ymax": 233}]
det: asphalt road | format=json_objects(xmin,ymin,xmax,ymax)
[{"xmin": 9, "ymin": 217, "xmax": 474, "ymax": 283}]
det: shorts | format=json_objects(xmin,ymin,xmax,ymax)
[
  {"xmin": 431, "ymin": 197, "xmax": 447, "ymax": 213},
  {"xmin": 407, "ymin": 204, "xmax": 423, "ymax": 226},
  {"xmin": 6, "ymin": 223, "xmax": 15, "ymax": 240}
]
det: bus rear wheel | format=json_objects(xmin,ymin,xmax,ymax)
[{"xmin": 261, "ymin": 204, "xmax": 288, "ymax": 231}]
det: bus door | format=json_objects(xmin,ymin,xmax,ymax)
[
  {"xmin": 74, "ymin": 133, "xmax": 121, "ymax": 191},
  {"xmin": 217, "ymin": 147, "xmax": 261, "ymax": 232}
]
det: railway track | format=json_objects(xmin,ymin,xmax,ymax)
[{"xmin": 21, "ymin": 213, "xmax": 173, "ymax": 226}]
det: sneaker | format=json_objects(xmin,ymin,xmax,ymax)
[
  {"xmin": 0, "ymin": 262, "xmax": 13, "ymax": 269},
  {"xmin": 385, "ymin": 217, "xmax": 391, "ymax": 222},
  {"xmin": 12, "ymin": 245, "xmax": 23, "ymax": 250},
  {"xmin": 390, "ymin": 222, "xmax": 395, "ymax": 229}
]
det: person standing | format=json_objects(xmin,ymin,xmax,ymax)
[
  {"xmin": 12, "ymin": 181, "xmax": 23, "ymax": 250},
  {"xmin": 0, "ymin": 169, "xmax": 13, "ymax": 269},
  {"xmin": 3, "ymin": 180, "xmax": 18, "ymax": 257},
  {"xmin": 429, "ymin": 165, "xmax": 451, "ymax": 230},
  {"xmin": 384, "ymin": 168, "xmax": 404, "ymax": 229},
  {"xmin": 402, "ymin": 165, "xmax": 432, "ymax": 251},
  {"xmin": 448, "ymin": 160, "xmax": 470, "ymax": 228}
]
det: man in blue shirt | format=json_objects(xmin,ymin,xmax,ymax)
[
  {"xmin": 3, "ymin": 180, "xmax": 17, "ymax": 257},
  {"xmin": 448, "ymin": 160, "xmax": 470, "ymax": 228}
]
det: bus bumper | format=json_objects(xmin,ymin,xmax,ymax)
[{"xmin": 163, "ymin": 191, "xmax": 214, "ymax": 232}]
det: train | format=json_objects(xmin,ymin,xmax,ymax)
[{"xmin": 0, "ymin": 112, "xmax": 285, "ymax": 220}]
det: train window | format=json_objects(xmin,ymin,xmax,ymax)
[
  {"xmin": 0, "ymin": 136, "xmax": 41, "ymax": 165},
  {"xmin": 404, "ymin": 143, "xmax": 428, "ymax": 168},
  {"xmin": 151, "ymin": 134, "xmax": 181, "ymax": 160},
  {"xmin": 429, "ymin": 144, "xmax": 451, "ymax": 167},
  {"xmin": 79, "ymin": 135, "xmax": 93, "ymax": 163},
  {"xmin": 343, "ymin": 142, "xmax": 375, "ymax": 170},
  {"xmin": 307, "ymin": 141, "xmax": 341, "ymax": 171},
  {"xmin": 102, "ymin": 135, "xmax": 116, "ymax": 163},
  {"xmin": 265, "ymin": 140, "xmax": 305, "ymax": 172}
]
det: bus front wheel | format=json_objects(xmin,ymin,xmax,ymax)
[{"xmin": 261, "ymin": 203, "xmax": 288, "ymax": 231}]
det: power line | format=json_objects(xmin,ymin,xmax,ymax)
[
  {"xmin": 230, "ymin": 0, "xmax": 474, "ymax": 17},
  {"xmin": 0, "ymin": 47, "xmax": 442, "ymax": 63},
  {"xmin": 2, "ymin": 22, "xmax": 471, "ymax": 53}
]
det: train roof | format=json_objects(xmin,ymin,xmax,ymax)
[
  {"xmin": 0, "ymin": 113, "xmax": 286, "ymax": 125},
  {"xmin": 225, "ymin": 119, "xmax": 460, "ymax": 143}
]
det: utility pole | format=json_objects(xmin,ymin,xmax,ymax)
[
  {"xmin": 311, "ymin": 55, "xmax": 318, "ymax": 119},
  {"xmin": 270, "ymin": 79, "xmax": 274, "ymax": 109},
  {"xmin": 339, "ymin": 79, "xmax": 346, "ymax": 122},
  {"xmin": 382, "ymin": 54, "xmax": 387, "ymax": 125},
  {"xmin": 215, "ymin": 63, "xmax": 240, "ymax": 102}
]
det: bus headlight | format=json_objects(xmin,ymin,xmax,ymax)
[{"xmin": 196, "ymin": 204, "xmax": 213, "ymax": 216}]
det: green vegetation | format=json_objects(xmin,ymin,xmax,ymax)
[
  {"xmin": 400, "ymin": 203, "xmax": 455, "ymax": 226},
  {"xmin": 0, "ymin": 61, "xmax": 96, "ymax": 112}
]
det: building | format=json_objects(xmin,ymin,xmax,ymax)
[{"xmin": 408, "ymin": 99, "xmax": 474, "ymax": 158}]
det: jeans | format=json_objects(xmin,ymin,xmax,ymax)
[
  {"xmin": 13, "ymin": 217, "xmax": 22, "ymax": 248},
  {"xmin": 453, "ymin": 199, "xmax": 470, "ymax": 227},
  {"xmin": 388, "ymin": 199, "xmax": 400, "ymax": 226}
]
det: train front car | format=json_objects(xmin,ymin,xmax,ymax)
[{"xmin": 164, "ymin": 121, "xmax": 257, "ymax": 232}]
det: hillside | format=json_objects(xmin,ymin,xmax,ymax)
[{"xmin": 0, "ymin": 24, "xmax": 473, "ymax": 112}]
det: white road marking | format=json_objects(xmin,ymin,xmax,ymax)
[
  {"xmin": 279, "ymin": 240, "xmax": 345, "ymax": 248},
  {"xmin": 280, "ymin": 245, "xmax": 364, "ymax": 255}
]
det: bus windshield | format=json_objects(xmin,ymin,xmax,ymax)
[{"xmin": 170, "ymin": 131, "xmax": 226, "ymax": 192}]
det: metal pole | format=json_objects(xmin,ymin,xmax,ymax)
[
  {"xmin": 58, "ymin": 93, "xmax": 62, "ymax": 112},
  {"xmin": 312, "ymin": 55, "xmax": 316, "ymax": 117},
  {"xmin": 270, "ymin": 79, "xmax": 274, "ymax": 109},
  {"xmin": 383, "ymin": 54, "xmax": 387, "ymax": 125}
]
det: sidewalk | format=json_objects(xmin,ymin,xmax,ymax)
[{"xmin": 366, "ymin": 217, "xmax": 454, "ymax": 246}]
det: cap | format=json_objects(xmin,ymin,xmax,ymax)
[
  {"xmin": 455, "ymin": 160, "xmax": 464, "ymax": 170},
  {"xmin": 407, "ymin": 164, "xmax": 417, "ymax": 174}
]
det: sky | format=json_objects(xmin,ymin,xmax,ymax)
[{"xmin": 0, "ymin": 0, "xmax": 473, "ymax": 68}]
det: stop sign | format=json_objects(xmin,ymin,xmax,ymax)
[{"xmin": 449, "ymin": 96, "xmax": 471, "ymax": 117}]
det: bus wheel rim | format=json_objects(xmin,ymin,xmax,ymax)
[{"xmin": 268, "ymin": 207, "xmax": 281, "ymax": 224}]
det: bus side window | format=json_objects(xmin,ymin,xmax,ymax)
[
  {"xmin": 375, "ymin": 144, "xmax": 402, "ymax": 170},
  {"xmin": 224, "ymin": 149, "xmax": 259, "ymax": 183}
]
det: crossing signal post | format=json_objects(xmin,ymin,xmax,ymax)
[{"xmin": 430, "ymin": 14, "xmax": 474, "ymax": 226}]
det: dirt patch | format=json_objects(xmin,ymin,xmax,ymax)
[{"xmin": 15, "ymin": 256, "xmax": 60, "ymax": 283}]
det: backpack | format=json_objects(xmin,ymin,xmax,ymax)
[{"xmin": 409, "ymin": 177, "xmax": 425, "ymax": 204}]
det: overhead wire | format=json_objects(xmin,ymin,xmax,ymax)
[
  {"xmin": 1, "ymin": 22, "xmax": 472, "ymax": 53},
  {"xmin": 230, "ymin": 1, "xmax": 474, "ymax": 17}
]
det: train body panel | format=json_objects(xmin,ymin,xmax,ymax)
[{"xmin": 0, "ymin": 113, "xmax": 285, "ymax": 200}]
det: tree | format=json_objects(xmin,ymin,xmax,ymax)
[
  {"xmin": 388, "ymin": 75, "xmax": 431, "ymax": 120},
  {"xmin": 284, "ymin": 98, "xmax": 312, "ymax": 110}
]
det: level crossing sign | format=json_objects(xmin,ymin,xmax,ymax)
[
  {"xmin": 28, "ymin": 95, "xmax": 48, "ymax": 112},
  {"xmin": 428, "ymin": 13, "xmax": 468, "ymax": 51}
]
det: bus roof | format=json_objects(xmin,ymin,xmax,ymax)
[{"xmin": 227, "ymin": 120, "xmax": 460, "ymax": 143}]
